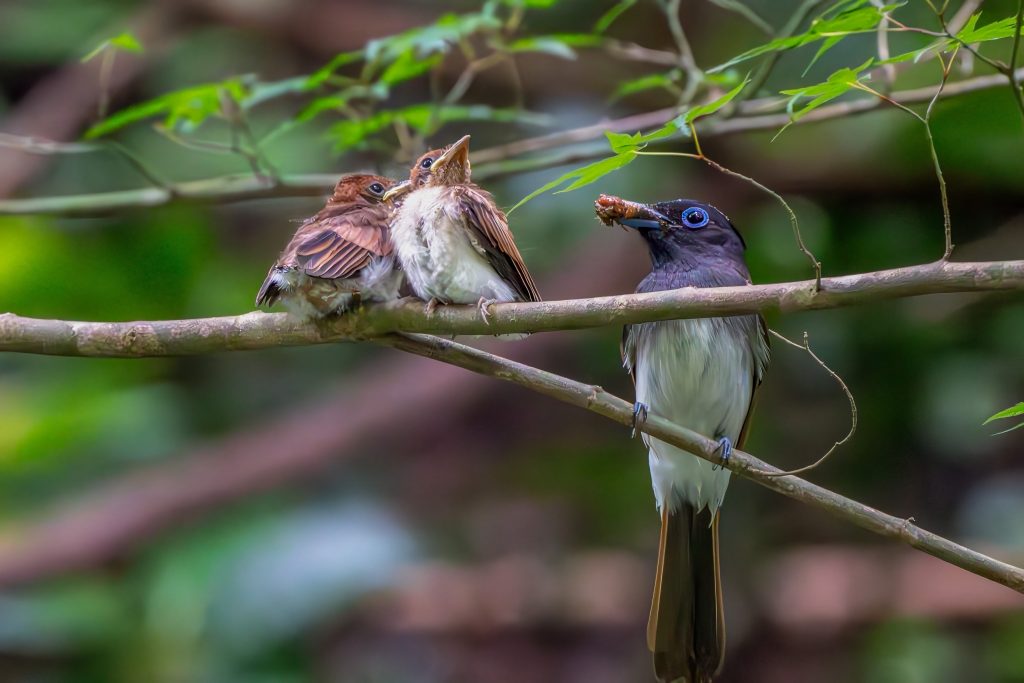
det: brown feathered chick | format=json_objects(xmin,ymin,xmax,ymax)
[{"xmin": 256, "ymin": 174, "xmax": 403, "ymax": 318}]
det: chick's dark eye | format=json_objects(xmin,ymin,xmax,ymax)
[
  {"xmin": 420, "ymin": 157, "xmax": 434, "ymax": 169},
  {"xmin": 368, "ymin": 183, "xmax": 384, "ymax": 194},
  {"xmin": 681, "ymin": 207, "xmax": 709, "ymax": 228}
]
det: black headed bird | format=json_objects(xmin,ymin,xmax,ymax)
[
  {"xmin": 383, "ymin": 135, "xmax": 541, "ymax": 318},
  {"xmin": 596, "ymin": 194, "xmax": 770, "ymax": 683},
  {"xmin": 256, "ymin": 173, "xmax": 403, "ymax": 318}
]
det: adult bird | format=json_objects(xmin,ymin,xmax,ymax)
[
  {"xmin": 256, "ymin": 173, "xmax": 403, "ymax": 318},
  {"xmin": 383, "ymin": 134, "xmax": 541, "ymax": 318},
  {"xmin": 595, "ymin": 194, "xmax": 770, "ymax": 683}
]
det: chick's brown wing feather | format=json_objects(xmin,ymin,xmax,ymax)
[
  {"xmin": 293, "ymin": 203, "xmax": 392, "ymax": 281},
  {"xmin": 455, "ymin": 186, "xmax": 541, "ymax": 302}
]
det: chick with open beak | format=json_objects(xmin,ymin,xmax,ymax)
[{"xmin": 384, "ymin": 135, "xmax": 541, "ymax": 320}]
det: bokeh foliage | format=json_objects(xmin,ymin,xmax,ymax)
[{"xmin": 0, "ymin": 1, "xmax": 1023, "ymax": 682}]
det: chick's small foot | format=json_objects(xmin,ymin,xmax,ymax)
[
  {"xmin": 476, "ymin": 297, "xmax": 497, "ymax": 325},
  {"xmin": 631, "ymin": 401, "xmax": 649, "ymax": 439}
]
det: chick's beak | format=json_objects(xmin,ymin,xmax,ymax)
[
  {"xmin": 432, "ymin": 134, "xmax": 471, "ymax": 172},
  {"xmin": 382, "ymin": 180, "xmax": 412, "ymax": 203}
]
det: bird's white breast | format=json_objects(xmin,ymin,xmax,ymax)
[
  {"xmin": 390, "ymin": 186, "xmax": 517, "ymax": 304},
  {"xmin": 633, "ymin": 317, "xmax": 754, "ymax": 513}
]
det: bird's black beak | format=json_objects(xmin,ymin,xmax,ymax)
[{"xmin": 594, "ymin": 194, "xmax": 673, "ymax": 231}]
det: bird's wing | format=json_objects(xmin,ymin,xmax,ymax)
[
  {"xmin": 737, "ymin": 314, "xmax": 771, "ymax": 448},
  {"xmin": 454, "ymin": 186, "xmax": 541, "ymax": 302},
  {"xmin": 621, "ymin": 324, "xmax": 638, "ymax": 385},
  {"xmin": 294, "ymin": 204, "xmax": 391, "ymax": 280}
]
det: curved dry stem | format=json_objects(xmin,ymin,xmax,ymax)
[
  {"xmin": 701, "ymin": 155, "xmax": 821, "ymax": 286},
  {"xmin": 855, "ymin": 52, "xmax": 956, "ymax": 260},
  {"xmin": 636, "ymin": 149, "xmax": 822, "ymax": 286},
  {"xmin": 764, "ymin": 329, "xmax": 857, "ymax": 477}
]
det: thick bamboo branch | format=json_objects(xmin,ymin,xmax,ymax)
[
  {"xmin": 0, "ymin": 260, "xmax": 1021, "ymax": 357},
  {"xmin": 382, "ymin": 333, "xmax": 1024, "ymax": 593},
  {"xmin": 1, "ymin": 70, "xmax": 1021, "ymax": 217}
]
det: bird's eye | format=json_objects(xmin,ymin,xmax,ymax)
[
  {"xmin": 420, "ymin": 157, "xmax": 434, "ymax": 169},
  {"xmin": 368, "ymin": 182, "xmax": 384, "ymax": 195},
  {"xmin": 681, "ymin": 207, "xmax": 709, "ymax": 228}
]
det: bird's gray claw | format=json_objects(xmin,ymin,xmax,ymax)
[
  {"xmin": 631, "ymin": 401, "xmax": 649, "ymax": 439},
  {"xmin": 477, "ymin": 297, "xmax": 496, "ymax": 325},
  {"xmin": 712, "ymin": 436, "xmax": 733, "ymax": 471},
  {"xmin": 424, "ymin": 298, "xmax": 440, "ymax": 316}
]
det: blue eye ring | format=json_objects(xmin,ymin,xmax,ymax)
[{"xmin": 681, "ymin": 206, "xmax": 709, "ymax": 229}]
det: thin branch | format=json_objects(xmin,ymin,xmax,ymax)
[
  {"xmin": 765, "ymin": 329, "xmax": 857, "ymax": 477},
  {"xmin": 871, "ymin": 0, "xmax": 898, "ymax": 88},
  {"xmin": 3, "ymin": 70, "xmax": 1020, "ymax": 217},
  {"xmin": 603, "ymin": 39, "xmax": 681, "ymax": 67},
  {"xmin": 477, "ymin": 69, "xmax": 1024, "ymax": 161},
  {"xmin": 855, "ymin": 50, "xmax": 957, "ymax": 259},
  {"xmin": 661, "ymin": 0, "xmax": 703, "ymax": 103},
  {"xmin": 743, "ymin": 0, "xmax": 824, "ymax": 101},
  {"xmin": 381, "ymin": 333, "xmax": 1024, "ymax": 594},
  {"xmin": 1012, "ymin": 0, "xmax": 1024, "ymax": 123},
  {"xmin": 0, "ymin": 260, "xmax": 1021, "ymax": 357},
  {"xmin": 638, "ymin": 142, "xmax": 820, "ymax": 284}
]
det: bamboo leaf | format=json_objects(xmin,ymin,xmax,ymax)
[
  {"xmin": 984, "ymin": 402, "xmax": 1024, "ymax": 424},
  {"xmin": 594, "ymin": 0, "xmax": 638, "ymax": 33},
  {"xmin": 678, "ymin": 78, "xmax": 750, "ymax": 127},
  {"xmin": 511, "ymin": 152, "xmax": 637, "ymax": 211},
  {"xmin": 611, "ymin": 70, "xmax": 681, "ymax": 101},
  {"xmin": 505, "ymin": 36, "xmax": 579, "ymax": 59},
  {"xmin": 84, "ymin": 78, "xmax": 247, "ymax": 138},
  {"xmin": 708, "ymin": 1, "xmax": 901, "ymax": 73},
  {"xmin": 82, "ymin": 31, "xmax": 143, "ymax": 62}
]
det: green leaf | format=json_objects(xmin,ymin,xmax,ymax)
[
  {"xmin": 984, "ymin": 402, "xmax": 1024, "ymax": 424},
  {"xmin": 85, "ymin": 78, "xmax": 247, "ymax": 138},
  {"xmin": 511, "ymin": 152, "xmax": 637, "ymax": 211},
  {"xmin": 366, "ymin": 11, "xmax": 502, "ymax": 64},
  {"xmin": 505, "ymin": 36, "xmax": 579, "ymax": 60},
  {"xmin": 81, "ymin": 31, "xmax": 143, "ymax": 62},
  {"xmin": 327, "ymin": 104, "xmax": 549, "ymax": 151},
  {"xmin": 708, "ymin": 1, "xmax": 901, "ymax": 73},
  {"xmin": 494, "ymin": 0, "xmax": 559, "ymax": 6},
  {"xmin": 379, "ymin": 49, "xmax": 443, "ymax": 85},
  {"xmin": 957, "ymin": 13, "xmax": 1024, "ymax": 42},
  {"xmin": 678, "ymin": 78, "xmax": 749, "ymax": 128},
  {"xmin": 611, "ymin": 70, "xmax": 681, "ymax": 101},
  {"xmin": 495, "ymin": 0, "xmax": 561, "ymax": 6},
  {"xmin": 604, "ymin": 119, "xmax": 678, "ymax": 154},
  {"xmin": 778, "ymin": 58, "xmax": 872, "ymax": 125},
  {"xmin": 109, "ymin": 32, "xmax": 143, "ymax": 53},
  {"xmin": 304, "ymin": 51, "xmax": 363, "ymax": 90},
  {"xmin": 296, "ymin": 94, "xmax": 352, "ymax": 123},
  {"xmin": 594, "ymin": 0, "xmax": 637, "ymax": 34},
  {"xmin": 993, "ymin": 422, "xmax": 1024, "ymax": 435},
  {"xmin": 240, "ymin": 76, "xmax": 310, "ymax": 109}
]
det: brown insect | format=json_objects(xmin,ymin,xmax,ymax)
[{"xmin": 595, "ymin": 193, "xmax": 669, "ymax": 228}]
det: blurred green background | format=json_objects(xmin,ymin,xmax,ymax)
[{"xmin": 0, "ymin": 0, "xmax": 1023, "ymax": 681}]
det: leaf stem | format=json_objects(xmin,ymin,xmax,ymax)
[{"xmin": 764, "ymin": 329, "xmax": 857, "ymax": 477}]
